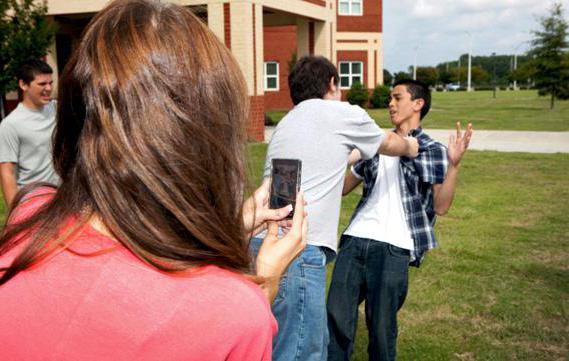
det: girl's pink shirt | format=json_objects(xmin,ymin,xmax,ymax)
[{"xmin": 0, "ymin": 188, "xmax": 277, "ymax": 360}]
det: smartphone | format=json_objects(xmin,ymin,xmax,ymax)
[{"xmin": 269, "ymin": 158, "xmax": 302, "ymax": 219}]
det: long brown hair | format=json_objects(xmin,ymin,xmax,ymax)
[{"xmin": 0, "ymin": 0, "xmax": 252, "ymax": 284}]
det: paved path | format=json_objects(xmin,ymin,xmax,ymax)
[{"xmin": 264, "ymin": 127, "xmax": 569, "ymax": 154}]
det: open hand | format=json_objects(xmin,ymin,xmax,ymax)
[{"xmin": 447, "ymin": 122, "xmax": 473, "ymax": 167}]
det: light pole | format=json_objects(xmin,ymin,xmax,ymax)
[
  {"xmin": 413, "ymin": 46, "xmax": 418, "ymax": 80},
  {"xmin": 512, "ymin": 42, "xmax": 525, "ymax": 91},
  {"xmin": 466, "ymin": 32, "xmax": 472, "ymax": 91}
]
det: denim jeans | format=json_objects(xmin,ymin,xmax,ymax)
[
  {"xmin": 327, "ymin": 235, "xmax": 410, "ymax": 361},
  {"xmin": 251, "ymin": 237, "xmax": 330, "ymax": 361}
]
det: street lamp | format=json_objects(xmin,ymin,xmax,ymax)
[
  {"xmin": 466, "ymin": 32, "xmax": 472, "ymax": 91},
  {"xmin": 413, "ymin": 46, "xmax": 418, "ymax": 80},
  {"xmin": 512, "ymin": 42, "xmax": 525, "ymax": 91}
]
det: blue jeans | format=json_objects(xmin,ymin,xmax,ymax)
[
  {"xmin": 251, "ymin": 237, "xmax": 330, "ymax": 361},
  {"xmin": 327, "ymin": 235, "xmax": 410, "ymax": 361}
]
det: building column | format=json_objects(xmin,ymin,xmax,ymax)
[
  {"xmin": 313, "ymin": 19, "xmax": 333, "ymax": 61},
  {"xmin": 207, "ymin": 3, "xmax": 224, "ymax": 44},
  {"xmin": 230, "ymin": 1, "xmax": 265, "ymax": 141},
  {"xmin": 296, "ymin": 18, "xmax": 310, "ymax": 58}
]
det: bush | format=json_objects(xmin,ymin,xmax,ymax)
[
  {"xmin": 346, "ymin": 82, "xmax": 369, "ymax": 108},
  {"xmin": 370, "ymin": 85, "xmax": 390, "ymax": 108}
]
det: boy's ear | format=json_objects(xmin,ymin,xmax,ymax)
[
  {"xmin": 18, "ymin": 79, "xmax": 28, "ymax": 92},
  {"xmin": 413, "ymin": 98, "xmax": 425, "ymax": 113},
  {"xmin": 328, "ymin": 77, "xmax": 337, "ymax": 92}
]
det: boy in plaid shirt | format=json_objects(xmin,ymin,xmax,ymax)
[{"xmin": 327, "ymin": 79, "xmax": 473, "ymax": 361}]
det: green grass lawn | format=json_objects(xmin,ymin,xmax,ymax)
[
  {"xmin": 248, "ymin": 143, "xmax": 569, "ymax": 360},
  {"xmin": 267, "ymin": 90, "xmax": 569, "ymax": 132}
]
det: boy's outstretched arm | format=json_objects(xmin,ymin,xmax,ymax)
[
  {"xmin": 343, "ymin": 172, "xmax": 362, "ymax": 196},
  {"xmin": 433, "ymin": 122, "xmax": 473, "ymax": 216},
  {"xmin": 379, "ymin": 132, "xmax": 419, "ymax": 158}
]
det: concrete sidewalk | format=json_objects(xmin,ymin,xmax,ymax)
[{"xmin": 264, "ymin": 126, "xmax": 569, "ymax": 154}]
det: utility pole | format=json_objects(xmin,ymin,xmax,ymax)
[
  {"xmin": 466, "ymin": 32, "xmax": 472, "ymax": 91},
  {"xmin": 413, "ymin": 46, "xmax": 418, "ymax": 80}
]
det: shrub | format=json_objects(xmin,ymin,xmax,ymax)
[
  {"xmin": 370, "ymin": 85, "xmax": 390, "ymax": 108},
  {"xmin": 346, "ymin": 82, "xmax": 369, "ymax": 108}
]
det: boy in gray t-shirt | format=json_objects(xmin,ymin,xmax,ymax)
[
  {"xmin": 252, "ymin": 56, "xmax": 418, "ymax": 361},
  {"xmin": 0, "ymin": 60, "xmax": 59, "ymax": 209}
]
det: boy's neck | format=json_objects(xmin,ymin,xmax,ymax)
[{"xmin": 395, "ymin": 117, "xmax": 421, "ymax": 136}]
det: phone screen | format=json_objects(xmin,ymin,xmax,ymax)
[{"xmin": 269, "ymin": 159, "xmax": 302, "ymax": 219}]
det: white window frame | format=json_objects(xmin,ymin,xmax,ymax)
[
  {"xmin": 264, "ymin": 61, "xmax": 279, "ymax": 91},
  {"xmin": 338, "ymin": 61, "xmax": 364, "ymax": 89},
  {"xmin": 338, "ymin": 0, "xmax": 363, "ymax": 16}
]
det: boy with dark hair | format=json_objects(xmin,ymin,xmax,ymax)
[
  {"xmin": 327, "ymin": 79, "xmax": 473, "ymax": 361},
  {"xmin": 0, "ymin": 59, "xmax": 59, "ymax": 208},
  {"xmin": 253, "ymin": 57, "xmax": 419, "ymax": 361}
]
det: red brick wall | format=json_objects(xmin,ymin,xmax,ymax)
[
  {"xmin": 248, "ymin": 95, "xmax": 265, "ymax": 141},
  {"xmin": 337, "ymin": 0, "xmax": 382, "ymax": 32},
  {"xmin": 224, "ymin": 3, "xmax": 231, "ymax": 49},
  {"xmin": 263, "ymin": 25, "xmax": 296, "ymax": 111}
]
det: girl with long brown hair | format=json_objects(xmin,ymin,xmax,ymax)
[{"xmin": 0, "ymin": 0, "xmax": 306, "ymax": 359}]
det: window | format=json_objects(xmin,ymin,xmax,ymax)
[
  {"xmin": 339, "ymin": 61, "xmax": 363, "ymax": 88},
  {"xmin": 264, "ymin": 61, "xmax": 279, "ymax": 91},
  {"xmin": 338, "ymin": 0, "xmax": 362, "ymax": 16}
]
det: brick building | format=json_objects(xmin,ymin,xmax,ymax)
[{"xmin": 8, "ymin": 0, "xmax": 383, "ymax": 141}]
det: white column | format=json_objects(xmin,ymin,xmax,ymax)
[{"xmin": 207, "ymin": 3, "xmax": 224, "ymax": 44}]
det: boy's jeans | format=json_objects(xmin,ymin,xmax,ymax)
[
  {"xmin": 327, "ymin": 235, "xmax": 410, "ymax": 361},
  {"xmin": 251, "ymin": 237, "xmax": 330, "ymax": 361}
]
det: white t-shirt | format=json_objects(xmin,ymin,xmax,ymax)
[
  {"xmin": 263, "ymin": 99, "xmax": 384, "ymax": 252},
  {"xmin": 344, "ymin": 155, "xmax": 414, "ymax": 251}
]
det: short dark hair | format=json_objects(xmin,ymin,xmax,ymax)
[
  {"xmin": 17, "ymin": 59, "xmax": 53, "ymax": 84},
  {"xmin": 288, "ymin": 56, "xmax": 339, "ymax": 105},
  {"xmin": 393, "ymin": 79, "xmax": 431, "ymax": 120}
]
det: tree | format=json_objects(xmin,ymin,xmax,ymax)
[
  {"xmin": 370, "ymin": 84, "xmax": 390, "ymax": 108},
  {"xmin": 393, "ymin": 71, "xmax": 409, "ymax": 83},
  {"xmin": 383, "ymin": 69, "xmax": 393, "ymax": 85},
  {"xmin": 0, "ymin": 0, "xmax": 57, "ymax": 119},
  {"xmin": 528, "ymin": 2, "xmax": 569, "ymax": 109},
  {"xmin": 346, "ymin": 82, "xmax": 369, "ymax": 108},
  {"xmin": 415, "ymin": 66, "xmax": 438, "ymax": 87}
]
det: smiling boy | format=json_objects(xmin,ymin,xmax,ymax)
[
  {"xmin": 0, "ymin": 59, "xmax": 59, "ymax": 209},
  {"xmin": 327, "ymin": 79, "xmax": 473, "ymax": 361}
]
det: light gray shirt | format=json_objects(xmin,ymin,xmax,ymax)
[
  {"xmin": 263, "ymin": 99, "xmax": 384, "ymax": 252},
  {"xmin": 0, "ymin": 101, "xmax": 60, "ymax": 187}
]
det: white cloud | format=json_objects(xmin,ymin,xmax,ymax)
[{"xmin": 383, "ymin": 0, "xmax": 569, "ymax": 72}]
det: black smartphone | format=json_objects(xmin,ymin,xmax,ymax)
[{"xmin": 269, "ymin": 158, "xmax": 302, "ymax": 219}]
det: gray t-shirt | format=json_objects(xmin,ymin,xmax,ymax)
[
  {"xmin": 263, "ymin": 99, "xmax": 384, "ymax": 252},
  {"xmin": 0, "ymin": 101, "xmax": 60, "ymax": 187}
]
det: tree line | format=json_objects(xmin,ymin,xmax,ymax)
[{"xmin": 383, "ymin": 2, "xmax": 568, "ymax": 109}]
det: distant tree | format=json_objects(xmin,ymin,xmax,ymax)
[
  {"xmin": 528, "ymin": 2, "xmax": 569, "ymax": 109},
  {"xmin": 0, "ymin": 0, "xmax": 57, "ymax": 119},
  {"xmin": 370, "ymin": 84, "xmax": 390, "ymax": 108},
  {"xmin": 438, "ymin": 69, "xmax": 453, "ymax": 84},
  {"xmin": 415, "ymin": 66, "xmax": 438, "ymax": 87},
  {"xmin": 393, "ymin": 71, "xmax": 409, "ymax": 83},
  {"xmin": 346, "ymin": 82, "xmax": 369, "ymax": 108},
  {"xmin": 470, "ymin": 66, "xmax": 490, "ymax": 85},
  {"xmin": 510, "ymin": 61, "xmax": 536, "ymax": 87},
  {"xmin": 383, "ymin": 69, "xmax": 393, "ymax": 85}
]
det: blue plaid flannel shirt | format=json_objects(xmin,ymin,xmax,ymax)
[{"xmin": 348, "ymin": 128, "xmax": 448, "ymax": 267}]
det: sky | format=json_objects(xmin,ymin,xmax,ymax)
[{"xmin": 383, "ymin": 0, "xmax": 569, "ymax": 73}]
